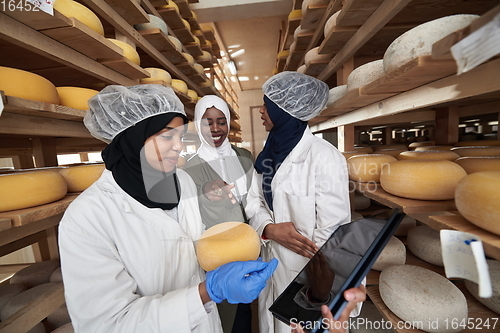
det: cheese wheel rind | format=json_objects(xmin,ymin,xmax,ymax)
[
  {"xmin": 397, "ymin": 150, "xmax": 460, "ymax": 161},
  {"xmin": 53, "ymin": 0, "xmax": 104, "ymax": 36},
  {"xmin": 107, "ymin": 39, "xmax": 141, "ymax": 65},
  {"xmin": 59, "ymin": 164, "xmax": 105, "ymax": 192},
  {"xmin": 56, "ymin": 86, "xmax": 99, "ymax": 110},
  {"xmin": 454, "ymin": 156, "xmax": 500, "ymax": 174},
  {"xmin": 450, "ymin": 146, "xmax": 500, "ymax": 157},
  {"xmin": 0, "ymin": 66, "xmax": 59, "ymax": 104},
  {"xmin": 347, "ymin": 154, "xmax": 397, "ymax": 182}
]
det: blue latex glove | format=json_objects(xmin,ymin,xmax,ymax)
[{"xmin": 206, "ymin": 258, "xmax": 279, "ymax": 304}]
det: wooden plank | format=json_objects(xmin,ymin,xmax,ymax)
[
  {"xmin": 174, "ymin": 0, "xmax": 192, "ymax": 20},
  {"xmin": 99, "ymin": 57, "xmax": 150, "ymax": 80},
  {"xmin": 364, "ymin": 56, "xmax": 457, "ymax": 95},
  {"xmin": 0, "ymin": 113, "xmax": 92, "ymax": 138},
  {"xmin": 103, "ymin": 0, "xmax": 150, "ymax": 25},
  {"xmin": 284, "ymin": 50, "xmax": 306, "ymax": 71},
  {"xmin": 0, "ymin": 214, "xmax": 61, "ymax": 249},
  {"xmin": 157, "ymin": 7, "xmax": 186, "ymax": 30},
  {"xmin": 1, "ymin": 92, "xmax": 86, "ymax": 121},
  {"xmin": 0, "ymin": 282, "xmax": 65, "ymax": 333},
  {"xmin": 139, "ymin": 28, "xmax": 186, "ymax": 63},
  {"xmin": 304, "ymin": 61, "xmax": 330, "ymax": 77},
  {"xmin": 173, "ymin": 27, "xmax": 196, "ymax": 44},
  {"xmin": 177, "ymin": 62, "xmax": 199, "ymax": 77},
  {"xmin": 282, "ymin": 17, "xmax": 302, "ymax": 51},
  {"xmin": 187, "ymin": 72, "xmax": 210, "ymax": 84},
  {"xmin": 435, "ymin": 106, "xmax": 459, "ymax": 145},
  {"xmin": 41, "ymin": 17, "xmax": 124, "ymax": 60},
  {"xmin": 301, "ymin": 5, "xmax": 328, "ymax": 30},
  {"xmin": 327, "ymin": 88, "xmax": 397, "ymax": 113},
  {"xmin": 0, "ymin": 218, "xmax": 11, "ymax": 232},
  {"xmin": 2, "ymin": 5, "xmax": 72, "ymax": 30},
  {"xmin": 32, "ymin": 137, "xmax": 58, "ymax": 167},
  {"xmin": 336, "ymin": 0, "xmax": 385, "ymax": 27},
  {"xmin": 0, "ymin": 194, "xmax": 78, "ymax": 227},
  {"xmin": 184, "ymin": 42, "xmax": 203, "ymax": 57}
]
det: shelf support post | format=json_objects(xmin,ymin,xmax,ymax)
[{"xmin": 435, "ymin": 106, "xmax": 459, "ymax": 145}]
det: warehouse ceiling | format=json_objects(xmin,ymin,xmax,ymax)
[{"xmin": 191, "ymin": 0, "xmax": 294, "ymax": 90}]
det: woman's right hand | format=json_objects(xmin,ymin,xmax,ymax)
[
  {"xmin": 263, "ymin": 223, "xmax": 319, "ymax": 258},
  {"xmin": 202, "ymin": 179, "xmax": 236, "ymax": 204}
]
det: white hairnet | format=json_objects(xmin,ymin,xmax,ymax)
[
  {"xmin": 262, "ymin": 71, "xmax": 329, "ymax": 121},
  {"xmin": 84, "ymin": 84, "xmax": 186, "ymax": 143}
]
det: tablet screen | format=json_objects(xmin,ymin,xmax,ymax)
[{"xmin": 269, "ymin": 209, "xmax": 404, "ymax": 333}]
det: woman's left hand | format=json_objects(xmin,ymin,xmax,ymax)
[
  {"xmin": 202, "ymin": 179, "xmax": 237, "ymax": 204},
  {"xmin": 292, "ymin": 285, "xmax": 366, "ymax": 333}
]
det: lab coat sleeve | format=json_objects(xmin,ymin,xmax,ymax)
[
  {"xmin": 59, "ymin": 215, "xmax": 206, "ymax": 333},
  {"xmin": 312, "ymin": 151, "xmax": 351, "ymax": 246},
  {"xmin": 245, "ymin": 170, "xmax": 273, "ymax": 242}
]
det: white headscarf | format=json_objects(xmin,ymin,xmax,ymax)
[{"xmin": 194, "ymin": 95, "xmax": 248, "ymax": 199}]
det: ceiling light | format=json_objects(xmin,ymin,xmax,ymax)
[
  {"xmin": 228, "ymin": 60, "xmax": 237, "ymax": 75},
  {"xmin": 231, "ymin": 49, "xmax": 245, "ymax": 57},
  {"xmin": 238, "ymin": 76, "xmax": 249, "ymax": 81}
]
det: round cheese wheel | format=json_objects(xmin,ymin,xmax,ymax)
[
  {"xmin": 1, "ymin": 283, "xmax": 58, "ymax": 321},
  {"xmin": 380, "ymin": 160, "xmax": 466, "ymax": 200},
  {"xmin": 450, "ymin": 146, "xmax": 500, "ymax": 157},
  {"xmin": 0, "ymin": 171, "xmax": 67, "ymax": 212},
  {"xmin": 288, "ymin": 9, "xmax": 302, "ymax": 20},
  {"xmin": 134, "ymin": 14, "xmax": 168, "ymax": 35},
  {"xmin": 376, "ymin": 149, "xmax": 407, "ymax": 158},
  {"xmin": 347, "ymin": 60, "xmax": 385, "ymax": 91},
  {"xmin": 397, "ymin": 150, "xmax": 460, "ymax": 161},
  {"xmin": 408, "ymin": 141, "xmax": 435, "ymax": 149},
  {"xmin": 50, "ymin": 267, "xmax": 63, "ymax": 283},
  {"xmin": 324, "ymin": 10, "xmax": 342, "ymax": 37},
  {"xmin": 107, "ymin": 39, "xmax": 141, "ymax": 65},
  {"xmin": 277, "ymin": 50, "xmax": 290, "ymax": 59},
  {"xmin": 50, "ymin": 322, "xmax": 74, "ymax": 333},
  {"xmin": 196, "ymin": 51, "xmax": 212, "ymax": 62},
  {"xmin": 0, "ymin": 284, "xmax": 27, "ymax": 314},
  {"xmin": 187, "ymin": 89, "xmax": 198, "ymax": 102},
  {"xmin": 383, "ymin": 15, "xmax": 479, "ymax": 73},
  {"xmin": 341, "ymin": 151, "xmax": 365, "ymax": 160},
  {"xmin": 353, "ymin": 146, "xmax": 374, "ymax": 154},
  {"xmin": 56, "ymin": 87, "xmax": 99, "ymax": 110},
  {"xmin": 59, "ymin": 164, "xmax": 105, "ymax": 192},
  {"xmin": 53, "ymin": 0, "xmax": 104, "ymax": 36},
  {"xmin": 350, "ymin": 211, "xmax": 364, "ymax": 221},
  {"xmin": 407, "ymin": 225, "xmax": 443, "ymax": 266},
  {"xmin": 326, "ymin": 85, "xmax": 347, "ymax": 106},
  {"xmin": 168, "ymin": 36, "xmax": 183, "ymax": 52},
  {"xmin": 0, "ymin": 66, "xmax": 59, "ymax": 104},
  {"xmin": 347, "ymin": 154, "xmax": 398, "ymax": 183},
  {"xmin": 196, "ymin": 222, "xmax": 260, "ymax": 271},
  {"xmin": 465, "ymin": 259, "xmax": 500, "ymax": 314},
  {"xmin": 455, "ymin": 156, "xmax": 500, "ymax": 174},
  {"xmin": 455, "ymin": 139, "xmax": 500, "ymax": 147},
  {"xmin": 10, "ymin": 260, "xmax": 60, "ymax": 288},
  {"xmin": 182, "ymin": 19, "xmax": 191, "ymax": 30},
  {"xmin": 171, "ymin": 79, "xmax": 188, "ymax": 94},
  {"xmin": 297, "ymin": 64, "xmax": 306, "ymax": 74},
  {"xmin": 302, "ymin": 0, "xmax": 329, "ymax": 12},
  {"xmin": 193, "ymin": 35, "xmax": 201, "ymax": 46},
  {"xmin": 414, "ymin": 145, "xmax": 454, "ymax": 151},
  {"xmin": 193, "ymin": 63, "xmax": 205, "ymax": 75},
  {"xmin": 304, "ymin": 46, "xmax": 332, "ymax": 65},
  {"xmin": 140, "ymin": 68, "xmax": 172, "ymax": 85},
  {"xmin": 372, "ymin": 236, "xmax": 406, "ymax": 271},
  {"xmin": 294, "ymin": 26, "xmax": 314, "ymax": 40},
  {"xmin": 379, "ymin": 265, "xmax": 467, "ymax": 333},
  {"xmin": 373, "ymin": 144, "xmax": 408, "ymax": 151},
  {"xmin": 46, "ymin": 304, "xmax": 71, "ymax": 331},
  {"xmin": 158, "ymin": 1, "xmax": 179, "ymax": 13},
  {"xmin": 182, "ymin": 52, "xmax": 195, "ymax": 65},
  {"xmin": 455, "ymin": 171, "xmax": 500, "ymax": 235},
  {"xmin": 353, "ymin": 193, "xmax": 371, "ymax": 210}
]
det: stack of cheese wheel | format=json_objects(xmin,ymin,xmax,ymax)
[
  {"xmin": 107, "ymin": 39, "xmax": 141, "ymax": 65},
  {"xmin": 0, "ymin": 171, "xmax": 67, "ymax": 212},
  {"xmin": 326, "ymin": 85, "xmax": 348, "ymax": 106},
  {"xmin": 324, "ymin": 10, "xmax": 342, "ymax": 37},
  {"xmin": 346, "ymin": 60, "xmax": 385, "ymax": 91},
  {"xmin": 408, "ymin": 141, "xmax": 435, "ymax": 150},
  {"xmin": 10, "ymin": 260, "xmax": 60, "ymax": 288},
  {"xmin": 304, "ymin": 46, "xmax": 332, "ymax": 66},
  {"xmin": 134, "ymin": 14, "xmax": 169, "ymax": 35},
  {"xmin": 56, "ymin": 87, "xmax": 99, "ymax": 110},
  {"xmin": 383, "ymin": 14, "xmax": 479, "ymax": 73},
  {"xmin": 53, "ymin": 0, "xmax": 104, "ymax": 36},
  {"xmin": 171, "ymin": 79, "xmax": 189, "ymax": 94},
  {"xmin": 455, "ymin": 171, "xmax": 500, "ymax": 235},
  {"xmin": 397, "ymin": 150, "xmax": 460, "ymax": 161},
  {"xmin": 451, "ymin": 146, "xmax": 500, "ymax": 157},
  {"xmin": 196, "ymin": 222, "xmax": 261, "ymax": 271},
  {"xmin": 168, "ymin": 36, "xmax": 183, "ymax": 52},
  {"xmin": 407, "ymin": 225, "xmax": 443, "ymax": 266},
  {"xmin": 380, "ymin": 160, "xmax": 466, "ymax": 200},
  {"xmin": 455, "ymin": 156, "xmax": 500, "ymax": 174},
  {"xmin": 59, "ymin": 164, "xmax": 105, "ymax": 192},
  {"xmin": 414, "ymin": 145, "xmax": 454, "ymax": 151},
  {"xmin": 455, "ymin": 139, "xmax": 500, "ymax": 147},
  {"xmin": 347, "ymin": 154, "xmax": 397, "ymax": 182},
  {"xmin": 0, "ymin": 67, "xmax": 59, "ymax": 104},
  {"xmin": 371, "ymin": 236, "xmax": 406, "ymax": 271},
  {"xmin": 376, "ymin": 149, "xmax": 407, "ymax": 158},
  {"xmin": 140, "ymin": 68, "xmax": 172, "ymax": 85}
]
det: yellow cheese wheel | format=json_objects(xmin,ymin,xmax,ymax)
[
  {"xmin": 187, "ymin": 89, "xmax": 198, "ymax": 102},
  {"xmin": 196, "ymin": 51, "xmax": 212, "ymax": 62},
  {"xmin": 140, "ymin": 68, "xmax": 172, "ymax": 85},
  {"xmin": 168, "ymin": 36, "xmax": 183, "ymax": 52},
  {"xmin": 342, "ymin": 151, "xmax": 365, "ymax": 160},
  {"xmin": 455, "ymin": 156, "xmax": 500, "ymax": 174},
  {"xmin": 198, "ymin": 80, "xmax": 213, "ymax": 88},
  {"xmin": 353, "ymin": 146, "xmax": 374, "ymax": 154},
  {"xmin": 277, "ymin": 50, "xmax": 290, "ymax": 59},
  {"xmin": 193, "ymin": 36, "xmax": 201, "ymax": 46},
  {"xmin": 408, "ymin": 141, "xmax": 435, "ymax": 149},
  {"xmin": 397, "ymin": 150, "xmax": 460, "ymax": 161},
  {"xmin": 182, "ymin": 52, "xmax": 195, "ymax": 65},
  {"xmin": 414, "ymin": 145, "xmax": 454, "ymax": 151},
  {"xmin": 380, "ymin": 160, "xmax": 467, "ymax": 200},
  {"xmin": 288, "ymin": 9, "xmax": 302, "ymax": 20},
  {"xmin": 450, "ymin": 146, "xmax": 500, "ymax": 157},
  {"xmin": 134, "ymin": 14, "xmax": 168, "ymax": 35},
  {"xmin": 455, "ymin": 171, "xmax": 500, "ymax": 235},
  {"xmin": 53, "ymin": 0, "xmax": 104, "ymax": 36},
  {"xmin": 373, "ymin": 144, "xmax": 408, "ymax": 151},
  {"xmin": 193, "ymin": 63, "xmax": 205, "ymax": 75},
  {"xmin": 182, "ymin": 19, "xmax": 190, "ymax": 30},
  {"xmin": 376, "ymin": 149, "xmax": 407, "ymax": 158},
  {"xmin": 455, "ymin": 140, "xmax": 500, "ymax": 147},
  {"xmin": 107, "ymin": 39, "xmax": 141, "ymax": 65},
  {"xmin": 196, "ymin": 222, "xmax": 261, "ymax": 271},
  {"xmin": 347, "ymin": 154, "xmax": 398, "ymax": 183},
  {"xmin": 158, "ymin": 1, "xmax": 179, "ymax": 13},
  {"xmin": 56, "ymin": 87, "xmax": 99, "ymax": 110},
  {"xmin": 0, "ymin": 171, "xmax": 67, "ymax": 212},
  {"xmin": 0, "ymin": 66, "xmax": 59, "ymax": 104},
  {"xmin": 59, "ymin": 164, "xmax": 105, "ymax": 192},
  {"xmin": 171, "ymin": 79, "xmax": 188, "ymax": 94}
]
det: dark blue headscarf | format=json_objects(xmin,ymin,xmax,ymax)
[{"xmin": 254, "ymin": 96, "xmax": 307, "ymax": 211}]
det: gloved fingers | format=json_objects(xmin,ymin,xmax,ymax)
[{"xmin": 254, "ymin": 258, "xmax": 278, "ymax": 281}]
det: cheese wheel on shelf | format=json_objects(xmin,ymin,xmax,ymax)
[
  {"xmin": 59, "ymin": 164, "xmax": 105, "ymax": 192},
  {"xmin": 53, "ymin": 0, "xmax": 104, "ymax": 36},
  {"xmin": 341, "ymin": 151, "xmax": 364, "ymax": 160},
  {"xmin": 288, "ymin": 9, "xmax": 302, "ymax": 20},
  {"xmin": 414, "ymin": 145, "xmax": 454, "ymax": 151},
  {"xmin": 380, "ymin": 160, "xmax": 467, "ymax": 200},
  {"xmin": 196, "ymin": 51, "xmax": 212, "ymax": 62},
  {"xmin": 140, "ymin": 68, "xmax": 172, "ymax": 85},
  {"xmin": 171, "ymin": 79, "xmax": 188, "ymax": 94},
  {"xmin": 196, "ymin": 222, "xmax": 260, "ymax": 271},
  {"xmin": 193, "ymin": 63, "xmax": 205, "ymax": 75},
  {"xmin": 187, "ymin": 89, "xmax": 198, "ymax": 102},
  {"xmin": 450, "ymin": 146, "xmax": 500, "ymax": 157},
  {"xmin": 0, "ymin": 66, "xmax": 59, "ymax": 104},
  {"xmin": 10, "ymin": 260, "xmax": 60, "ymax": 288},
  {"xmin": 455, "ymin": 156, "xmax": 500, "ymax": 174},
  {"xmin": 134, "ymin": 14, "xmax": 169, "ymax": 35},
  {"xmin": 347, "ymin": 60, "xmax": 385, "ymax": 91},
  {"xmin": 304, "ymin": 47, "xmax": 332, "ymax": 65},
  {"xmin": 297, "ymin": 64, "xmax": 306, "ymax": 74},
  {"xmin": 182, "ymin": 19, "xmax": 190, "ymax": 30},
  {"xmin": 397, "ymin": 150, "xmax": 460, "ymax": 161},
  {"xmin": 0, "ymin": 171, "xmax": 67, "ymax": 212},
  {"xmin": 158, "ymin": 1, "xmax": 179, "ymax": 13},
  {"xmin": 455, "ymin": 140, "xmax": 500, "ymax": 147},
  {"xmin": 347, "ymin": 154, "xmax": 398, "ymax": 183},
  {"xmin": 168, "ymin": 36, "xmax": 183, "ymax": 52},
  {"xmin": 182, "ymin": 52, "xmax": 195, "ymax": 65},
  {"xmin": 353, "ymin": 146, "xmax": 374, "ymax": 154},
  {"xmin": 56, "ymin": 87, "xmax": 99, "ymax": 110},
  {"xmin": 326, "ymin": 85, "xmax": 348, "ymax": 106},
  {"xmin": 373, "ymin": 144, "xmax": 408, "ymax": 151},
  {"xmin": 324, "ymin": 10, "xmax": 341, "ymax": 37},
  {"xmin": 277, "ymin": 50, "xmax": 290, "ymax": 60},
  {"xmin": 376, "ymin": 149, "xmax": 407, "ymax": 158},
  {"xmin": 408, "ymin": 141, "xmax": 435, "ymax": 149},
  {"xmin": 455, "ymin": 171, "xmax": 500, "ymax": 235},
  {"xmin": 107, "ymin": 39, "xmax": 141, "ymax": 65}
]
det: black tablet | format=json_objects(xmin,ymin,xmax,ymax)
[{"xmin": 269, "ymin": 208, "xmax": 405, "ymax": 333}]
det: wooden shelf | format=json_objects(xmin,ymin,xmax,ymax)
[
  {"xmin": 103, "ymin": 0, "xmax": 150, "ymax": 25},
  {"xmin": 301, "ymin": 4, "xmax": 328, "ymax": 30}
]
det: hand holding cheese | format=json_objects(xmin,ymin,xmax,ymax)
[{"xmin": 205, "ymin": 258, "xmax": 278, "ymax": 304}]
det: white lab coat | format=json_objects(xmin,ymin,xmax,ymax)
[
  {"xmin": 59, "ymin": 169, "xmax": 223, "ymax": 333},
  {"xmin": 246, "ymin": 127, "xmax": 352, "ymax": 333}
]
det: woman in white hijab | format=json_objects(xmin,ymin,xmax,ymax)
[{"xmin": 183, "ymin": 95, "xmax": 255, "ymax": 333}]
